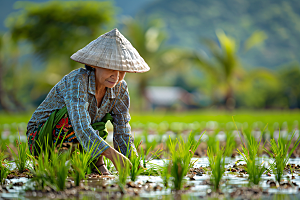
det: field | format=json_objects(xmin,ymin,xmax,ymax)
[{"xmin": 0, "ymin": 110, "xmax": 300, "ymax": 199}]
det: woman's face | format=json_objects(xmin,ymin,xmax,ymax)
[{"xmin": 94, "ymin": 67, "xmax": 126, "ymax": 88}]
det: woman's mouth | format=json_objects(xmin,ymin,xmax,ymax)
[{"xmin": 107, "ymin": 80, "xmax": 116, "ymax": 85}]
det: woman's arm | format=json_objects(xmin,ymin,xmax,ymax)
[
  {"xmin": 64, "ymin": 72, "xmax": 110, "ymax": 158},
  {"xmin": 112, "ymin": 81, "xmax": 138, "ymax": 157}
]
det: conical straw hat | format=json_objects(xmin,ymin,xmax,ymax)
[{"xmin": 70, "ymin": 28, "xmax": 150, "ymax": 73}]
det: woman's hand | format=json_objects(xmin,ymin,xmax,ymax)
[{"xmin": 102, "ymin": 147, "xmax": 132, "ymax": 171}]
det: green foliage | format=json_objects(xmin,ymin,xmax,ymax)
[
  {"xmin": 0, "ymin": 150, "xmax": 10, "ymax": 185},
  {"xmin": 168, "ymin": 132, "xmax": 202, "ymax": 190},
  {"xmin": 264, "ymin": 131, "xmax": 300, "ymax": 184},
  {"xmin": 29, "ymin": 136, "xmax": 71, "ymax": 191},
  {"xmin": 129, "ymin": 151, "xmax": 144, "ymax": 182},
  {"xmin": 207, "ymin": 140, "xmax": 233, "ymax": 191},
  {"xmin": 71, "ymin": 140, "xmax": 101, "ymax": 186},
  {"xmin": 8, "ymin": 135, "xmax": 29, "ymax": 173},
  {"xmin": 114, "ymin": 153, "xmax": 131, "ymax": 192},
  {"xmin": 237, "ymin": 131, "xmax": 266, "ymax": 185},
  {"xmin": 6, "ymin": 1, "xmax": 115, "ymax": 60}
]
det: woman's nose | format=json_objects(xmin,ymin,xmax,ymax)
[{"xmin": 112, "ymin": 70, "xmax": 119, "ymax": 79}]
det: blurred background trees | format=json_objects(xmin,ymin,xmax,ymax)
[{"xmin": 0, "ymin": 0, "xmax": 300, "ymax": 112}]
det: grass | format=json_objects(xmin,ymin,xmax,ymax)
[
  {"xmin": 235, "ymin": 118, "xmax": 267, "ymax": 185},
  {"xmin": 237, "ymin": 131, "xmax": 266, "ymax": 185},
  {"xmin": 71, "ymin": 139, "xmax": 101, "ymax": 186},
  {"xmin": 0, "ymin": 150, "xmax": 10, "ymax": 185},
  {"xmin": 8, "ymin": 134, "xmax": 29, "ymax": 173},
  {"xmin": 29, "ymin": 133, "xmax": 71, "ymax": 191},
  {"xmin": 264, "ymin": 131, "xmax": 300, "ymax": 184},
  {"xmin": 114, "ymin": 152, "xmax": 131, "ymax": 192},
  {"xmin": 168, "ymin": 131, "xmax": 202, "ymax": 190},
  {"xmin": 207, "ymin": 139, "xmax": 233, "ymax": 191}
]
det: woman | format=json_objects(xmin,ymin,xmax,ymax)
[{"xmin": 26, "ymin": 28, "xmax": 150, "ymax": 175}]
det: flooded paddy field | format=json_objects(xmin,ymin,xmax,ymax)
[
  {"xmin": 1, "ymin": 116, "xmax": 300, "ymax": 200},
  {"xmin": 1, "ymin": 157, "xmax": 300, "ymax": 200}
]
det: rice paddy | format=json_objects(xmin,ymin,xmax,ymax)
[{"xmin": 1, "ymin": 110, "xmax": 300, "ymax": 199}]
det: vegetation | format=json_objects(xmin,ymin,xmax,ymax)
[
  {"xmin": 264, "ymin": 131, "xmax": 300, "ymax": 184},
  {"xmin": 207, "ymin": 139, "xmax": 233, "ymax": 191},
  {"xmin": 237, "ymin": 131, "xmax": 266, "ymax": 185},
  {"xmin": 8, "ymin": 136, "xmax": 29, "ymax": 173},
  {"xmin": 71, "ymin": 140, "xmax": 101, "ymax": 186},
  {"xmin": 168, "ymin": 132, "xmax": 202, "ymax": 190}
]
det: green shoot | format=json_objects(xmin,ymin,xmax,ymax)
[
  {"xmin": 168, "ymin": 131, "xmax": 203, "ymax": 190},
  {"xmin": 114, "ymin": 151, "xmax": 131, "ymax": 193},
  {"xmin": 234, "ymin": 118, "xmax": 267, "ymax": 185},
  {"xmin": 207, "ymin": 139, "xmax": 233, "ymax": 191},
  {"xmin": 71, "ymin": 139, "xmax": 101, "ymax": 186},
  {"xmin": 129, "ymin": 150, "xmax": 144, "ymax": 181},
  {"xmin": 264, "ymin": 130, "xmax": 300, "ymax": 184},
  {"xmin": 29, "ymin": 130, "xmax": 71, "ymax": 191},
  {"xmin": 8, "ymin": 133, "xmax": 29, "ymax": 173},
  {"xmin": 103, "ymin": 156, "xmax": 114, "ymax": 172}
]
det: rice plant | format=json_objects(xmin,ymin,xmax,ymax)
[
  {"xmin": 207, "ymin": 139, "xmax": 233, "ymax": 191},
  {"xmin": 237, "ymin": 131, "xmax": 266, "ymax": 185},
  {"xmin": 114, "ymin": 151, "xmax": 131, "ymax": 192},
  {"xmin": 129, "ymin": 150, "xmax": 144, "ymax": 181},
  {"xmin": 29, "ymin": 132, "xmax": 71, "ymax": 191},
  {"xmin": 264, "ymin": 131, "xmax": 300, "ymax": 184},
  {"xmin": 8, "ymin": 134, "xmax": 29, "ymax": 173},
  {"xmin": 168, "ymin": 131, "xmax": 202, "ymax": 190},
  {"xmin": 234, "ymin": 119, "xmax": 267, "ymax": 185},
  {"xmin": 71, "ymin": 140, "xmax": 101, "ymax": 186},
  {"xmin": 0, "ymin": 150, "xmax": 10, "ymax": 185}
]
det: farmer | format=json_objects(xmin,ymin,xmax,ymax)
[{"xmin": 26, "ymin": 28, "xmax": 150, "ymax": 175}]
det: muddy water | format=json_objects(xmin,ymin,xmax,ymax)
[{"xmin": 2, "ymin": 158, "xmax": 300, "ymax": 199}]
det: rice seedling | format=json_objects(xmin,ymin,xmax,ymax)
[
  {"xmin": 236, "ymin": 131, "xmax": 266, "ymax": 185},
  {"xmin": 264, "ymin": 131, "xmax": 300, "ymax": 184},
  {"xmin": 168, "ymin": 131, "xmax": 202, "ymax": 190},
  {"xmin": 103, "ymin": 156, "xmax": 114, "ymax": 172},
  {"xmin": 0, "ymin": 150, "xmax": 10, "ymax": 185},
  {"xmin": 8, "ymin": 134, "xmax": 29, "ymax": 173},
  {"xmin": 207, "ymin": 139, "xmax": 233, "ymax": 191},
  {"xmin": 114, "ymin": 151, "xmax": 131, "ymax": 192},
  {"xmin": 234, "ymin": 118, "xmax": 267, "ymax": 185},
  {"xmin": 129, "ymin": 150, "xmax": 144, "ymax": 181},
  {"xmin": 71, "ymin": 140, "xmax": 101, "ymax": 186},
  {"xmin": 29, "ymin": 132, "xmax": 71, "ymax": 191}
]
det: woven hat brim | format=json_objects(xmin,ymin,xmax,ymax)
[{"xmin": 70, "ymin": 29, "xmax": 150, "ymax": 73}]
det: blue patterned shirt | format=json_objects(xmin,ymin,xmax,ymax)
[{"xmin": 27, "ymin": 68, "xmax": 136, "ymax": 157}]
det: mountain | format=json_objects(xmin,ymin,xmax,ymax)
[{"xmin": 140, "ymin": 0, "xmax": 300, "ymax": 68}]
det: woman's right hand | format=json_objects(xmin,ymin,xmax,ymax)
[{"xmin": 102, "ymin": 147, "xmax": 132, "ymax": 171}]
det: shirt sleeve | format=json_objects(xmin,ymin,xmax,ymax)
[
  {"xmin": 64, "ymin": 73, "xmax": 110, "ymax": 158},
  {"xmin": 112, "ymin": 81, "xmax": 137, "ymax": 157}
]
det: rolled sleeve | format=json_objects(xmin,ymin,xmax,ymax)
[
  {"xmin": 64, "ymin": 75, "xmax": 109, "ymax": 158},
  {"xmin": 112, "ymin": 81, "xmax": 137, "ymax": 157}
]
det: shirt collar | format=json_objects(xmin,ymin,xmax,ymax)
[{"xmin": 88, "ymin": 70, "xmax": 116, "ymax": 99}]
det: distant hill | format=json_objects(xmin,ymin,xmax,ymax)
[{"xmin": 141, "ymin": 0, "xmax": 300, "ymax": 68}]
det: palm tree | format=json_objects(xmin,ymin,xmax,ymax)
[{"xmin": 193, "ymin": 30, "xmax": 277, "ymax": 109}]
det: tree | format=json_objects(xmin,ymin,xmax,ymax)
[
  {"xmin": 5, "ymin": 1, "xmax": 115, "ymax": 106},
  {"xmin": 194, "ymin": 30, "xmax": 277, "ymax": 109}
]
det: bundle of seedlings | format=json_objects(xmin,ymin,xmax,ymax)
[
  {"xmin": 264, "ymin": 131, "xmax": 300, "ymax": 184},
  {"xmin": 168, "ymin": 131, "xmax": 202, "ymax": 190},
  {"xmin": 207, "ymin": 137, "xmax": 233, "ymax": 192}
]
